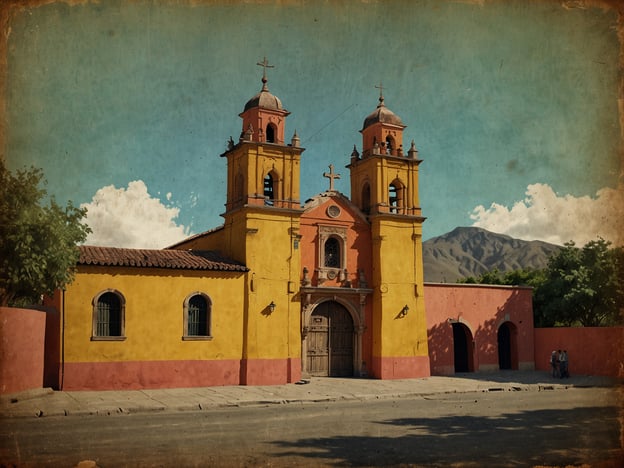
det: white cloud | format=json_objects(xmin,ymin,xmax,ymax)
[
  {"xmin": 470, "ymin": 183, "xmax": 624, "ymax": 246},
  {"xmin": 81, "ymin": 180, "xmax": 192, "ymax": 249}
]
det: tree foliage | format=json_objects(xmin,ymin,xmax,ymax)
[
  {"xmin": 458, "ymin": 239, "xmax": 624, "ymax": 327},
  {"xmin": 538, "ymin": 239, "xmax": 624, "ymax": 327},
  {"xmin": 459, "ymin": 268, "xmax": 545, "ymax": 288},
  {"xmin": 0, "ymin": 162, "xmax": 91, "ymax": 306}
]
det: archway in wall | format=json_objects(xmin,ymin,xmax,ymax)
[
  {"xmin": 306, "ymin": 301, "xmax": 354, "ymax": 377},
  {"xmin": 452, "ymin": 322, "xmax": 474, "ymax": 373},
  {"xmin": 498, "ymin": 322, "xmax": 518, "ymax": 370}
]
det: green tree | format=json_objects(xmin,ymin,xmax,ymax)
[
  {"xmin": 459, "ymin": 268, "xmax": 545, "ymax": 288},
  {"xmin": 538, "ymin": 239, "xmax": 624, "ymax": 327},
  {"xmin": 455, "ymin": 239, "xmax": 624, "ymax": 327},
  {"xmin": 0, "ymin": 162, "xmax": 91, "ymax": 306}
]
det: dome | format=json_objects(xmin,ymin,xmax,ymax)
[
  {"xmin": 243, "ymin": 76, "xmax": 283, "ymax": 112},
  {"xmin": 243, "ymin": 89, "xmax": 284, "ymax": 112},
  {"xmin": 362, "ymin": 96, "xmax": 405, "ymax": 130}
]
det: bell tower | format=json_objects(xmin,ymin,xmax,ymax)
[
  {"xmin": 347, "ymin": 85, "xmax": 430, "ymax": 379},
  {"xmin": 348, "ymin": 84, "xmax": 422, "ymax": 217},
  {"xmin": 224, "ymin": 58, "xmax": 302, "ymax": 213},
  {"xmin": 220, "ymin": 58, "xmax": 304, "ymax": 385}
]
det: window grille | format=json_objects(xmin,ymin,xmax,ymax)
[
  {"xmin": 187, "ymin": 295, "xmax": 209, "ymax": 336},
  {"xmin": 324, "ymin": 237, "xmax": 341, "ymax": 268},
  {"xmin": 96, "ymin": 292, "xmax": 122, "ymax": 336}
]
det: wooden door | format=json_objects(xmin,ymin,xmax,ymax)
[{"xmin": 306, "ymin": 302, "xmax": 354, "ymax": 377}]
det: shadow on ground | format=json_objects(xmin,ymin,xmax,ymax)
[{"xmin": 270, "ymin": 405, "xmax": 622, "ymax": 467}]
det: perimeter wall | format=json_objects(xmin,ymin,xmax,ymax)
[
  {"xmin": 0, "ymin": 307, "xmax": 47, "ymax": 394},
  {"xmin": 534, "ymin": 327, "xmax": 624, "ymax": 377}
]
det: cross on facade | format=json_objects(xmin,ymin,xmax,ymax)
[
  {"xmin": 257, "ymin": 56, "xmax": 275, "ymax": 81},
  {"xmin": 323, "ymin": 164, "xmax": 341, "ymax": 191}
]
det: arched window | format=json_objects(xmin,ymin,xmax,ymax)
[
  {"xmin": 266, "ymin": 124, "xmax": 276, "ymax": 143},
  {"xmin": 361, "ymin": 183, "xmax": 371, "ymax": 215},
  {"xmin": 324, "ymin": 237, "xmax": 341, "ymax": 268},
  {"xmin": 92, "ymin": 290, "xmax": 125, "ymax": 340},
  {"xmin": 183, "ymin": 293, "xmax": 212, "ymax": 339},
  {"xmin": 264, "ymin": 172, "xmax": 275, "ymax": 206}
]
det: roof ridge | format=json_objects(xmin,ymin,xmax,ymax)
[{"xmin": 78, "ymin": 245, "xmax": 247, "ymax": 272}]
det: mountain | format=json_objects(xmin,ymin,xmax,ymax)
[{"xmin": 423, "ymin": 227, "xmax": 562, "ymax": 283}]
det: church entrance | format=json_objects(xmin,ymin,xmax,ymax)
[
  {"xmin": 306, "ymin": 301, "xmax": 354, "ymax": 377},
  {"xmin": 452, "ymin": 322, "xmax": 474, "ymax": 373},
  {"xmin": 498, "ymin": 322, "xmax": 518, "ymax": 370}
]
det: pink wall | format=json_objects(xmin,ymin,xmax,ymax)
[
  {"xmin": 0, "ymin": 307, "xmax": 47, "ymax": 394},
  {"xmin": 425, "ymin": 284, "xmax": 535, "ymax": 375},
  {"xmin": 62, "ymin": 357, "xmax": 303, "ymax": 390},
  {"xmin": 63, "ymin": 360, "xmax": 241, "ymax": 390},
  {"xmin": 534, "ymin": 327, "xmax": 624, "ymax": 377}
]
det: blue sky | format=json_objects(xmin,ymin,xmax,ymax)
[{"xmin": 4, "ymin": 0, "xmax": 623, "ymax": 248}]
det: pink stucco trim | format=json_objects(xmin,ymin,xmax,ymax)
[
  {"xmin": 62, "ymin": 358, "xmax": 304, "ymax": 390},
  {"xmin": 371, "ymin": 355, "xmax": 430, "ymax": 379},
  {"xmin": 0, "ymin": 307, "xmax": 47, "ymax": 394},
  {"xmin": 62, "ymin": 360, "xmax": 241, "ymax": 390},
  {"xmin": 240, "ymin": 358, "xmax": 302, "ymax": 385}
]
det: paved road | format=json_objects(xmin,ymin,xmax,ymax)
[{"xmin": 1, "ymin": 387, "xmax": 621, "ymax": 467}]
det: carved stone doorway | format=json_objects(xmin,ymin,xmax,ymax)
[{"xmin": 306, "ymin": 301, "xmax": 354, "ymax": 377}]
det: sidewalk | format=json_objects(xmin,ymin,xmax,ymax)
[{"xmin": 1, "ymin": 371, "xmax": 619, "ymax": 419}]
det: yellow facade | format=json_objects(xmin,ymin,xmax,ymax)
[
  {"xmin": 63, "ymin": 266, "xmax": 246, "ymax": 363},
  {"xmin": 370, "ymin": 217, "xmax": 428, "ymax": 359}
]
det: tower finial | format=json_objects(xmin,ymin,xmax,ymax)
[
  {"xmin": 375, "ymin": 81, "xmax": 385, "ymax": 107},
  {"xmin": 257, "ymin": 56, "xmax": 274, "ymax": 91}
]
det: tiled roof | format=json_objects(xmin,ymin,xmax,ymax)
[{"xmin": 78, "ymin": 246, "xmax": 248, "ymax": 272}]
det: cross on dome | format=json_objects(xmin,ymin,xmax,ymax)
[
  {"xmin": 375, "ymin": 81, "xmax": 385, "ymax": 107},
  {"xmin": 257, "ymin": 56, "xmax": 275, "ymax": 91}
]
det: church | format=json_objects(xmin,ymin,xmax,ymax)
[{"xmin": 42, "ymin": 62, "xmax": 536, "ymax": 391}]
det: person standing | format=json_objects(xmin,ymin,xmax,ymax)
[
  {"xmin": 560, "ymin": 350, "xmax": 568, "ymax": 378},
  {"xmin": 550, "ymin": 350, "xmax": 559, "ymax": 378}
]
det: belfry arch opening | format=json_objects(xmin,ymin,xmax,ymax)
[
  {"xmin": 389, "ymin": 180, "xmax": 404, "ymax": 214},
  {"xmin": 263, "ymin": 172, "xmax": 277, "ymax": 206},
  {"xmin": 234, "ymin": 172, "xmax": 244, "ymax": 204},
  {"xmin": 266, "ymin": 123, "xmax": 277, "ymax": 143},
  {"xmin": 385, "ymin": 135, "xmax": 395, "ymax": 155},
  {"xmin": 361, "ymin": 182, "xmax": 371, "ymax": 215}
]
